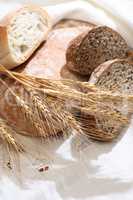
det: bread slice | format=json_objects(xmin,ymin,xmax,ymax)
[
  {"xmin": 81, "ymin": 59, "xmax": 133, "ymax": 141},
  {"xmin": 66, "ymin": 26, "xmax": 129, "ymax": 76},
  {"xmin": 0, "ymin": 5, "xmax": 51, "ymax": 69},
  {"xmin": 89, "ymin": 59, "xmax": 133, "ymax": 93}
]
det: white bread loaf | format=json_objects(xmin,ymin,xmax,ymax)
[
  {"xmin": 0, "ymin": 5, "xmax": 51, "ymax": 69},
  {"xmin": 0, "ymin": 20, "xmax": 90, "ymax": 137}
]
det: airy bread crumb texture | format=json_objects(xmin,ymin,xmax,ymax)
[{"xmin": 8, "ymin": 10, "xmax": 47, "ymax": 62}]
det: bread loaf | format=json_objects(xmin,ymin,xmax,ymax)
[
  {"xmin": 0, "ymin": 21, "xmax": 91, "ymax": 137},
  {"xmin": 66, "ymin": 26, "xmax": 129, "ymax": 76},
  {"xmin": 24, "ymin": 26, "xmax": 90, "ymax": 79},
  {"xmin": 0, "ymin": 5, "xmax": 51, "ymax": 69}
]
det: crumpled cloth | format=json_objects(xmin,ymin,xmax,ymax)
[
  {"xmin": 0, "ymin": 0, "xmax": 132, "ymax": 47},
  {"xmin": 0, "ymin": 2, "xmax": 133, "ymax": 200}
]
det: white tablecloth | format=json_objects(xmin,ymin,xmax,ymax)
[{"xmin": 0, "ymin": 1, "xmax": 133, "ymax": 200}]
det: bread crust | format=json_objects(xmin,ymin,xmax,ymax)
[
  {"xmin": 66, "ymin": 26, "xmax": 128, "ymax": 76},
  {"xmin": 89, "ymin": 59, "xmax": 119, "ymax": 85},
  {"xmin": 0, "ymin": 5, "xmax": 51, "ymax": 69},
  {"xmin": 66, "ymin": 31, "xmax": 89, "ymax": 70}
]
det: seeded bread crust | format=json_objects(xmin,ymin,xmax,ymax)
[
  {"xmin": 66, "ymin": 26, "xmax": 129, "ymax": 76},
  {"xmin": 66, "ymin": 31, "xmax": 90, "ymax": 73},
  {"xmin": 0, "ymin": 5, "xmax": 51, "ymax": 69}
]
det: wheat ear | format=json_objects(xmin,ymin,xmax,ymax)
[
  {"xmin": 0, "ymin": 64, "xmax": 132, "ymax": 141},
  {"xmin": 0, "ymin": 118, "xmax": 24, "ymax": 152}
]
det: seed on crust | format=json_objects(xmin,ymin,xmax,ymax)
[{"xmin": 66, "ymin": 26, "xmax": 129, "ymax": 76}]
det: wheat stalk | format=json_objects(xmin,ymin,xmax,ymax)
[
  {"xmin": 0, "ymin": 74, "xmax": 82, "ymax": 139},
  {"xmin": 0, "ymin": 117, "xmax": 24, "ymax": 152},
  {"xmin": 0, "ymin": 64, "xmax": 132, "ymax": 142}
]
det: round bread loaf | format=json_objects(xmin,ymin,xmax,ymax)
[{"xmin": 66, "ymin": 26, "xmax": 129, "ymax": 76}]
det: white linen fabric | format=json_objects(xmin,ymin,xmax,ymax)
[
  {"xmin": 46, "ymin": 0, "xmax": 133, "ymax": 48},
  {"xmin": 0, "ymin": 0, "xmax": 133, "ymax": 47},
  {"xmin": 0, "ymin": 1, "xmax": 133, "ymax": 200}
]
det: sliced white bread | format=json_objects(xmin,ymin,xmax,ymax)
[{"xmin": 0, "ymin": 5, "xmax": 51, "ymax": 69}]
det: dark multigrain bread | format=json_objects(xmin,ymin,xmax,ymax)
[
  {"xmin": 81, "ymin": 59, "xmax": 133, "ymax": 141},
  {"xmin": 66, "ymin": 26, "xmax": 129, "ymax": 76}
]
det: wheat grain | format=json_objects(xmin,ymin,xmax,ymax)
[
  {"xmin": 0, "ymin": 64, "xmax": 132, "ymax": 142},
  {"xmin": 0, "ymin": 118, "xmax": 24, "ymax": 152}
]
